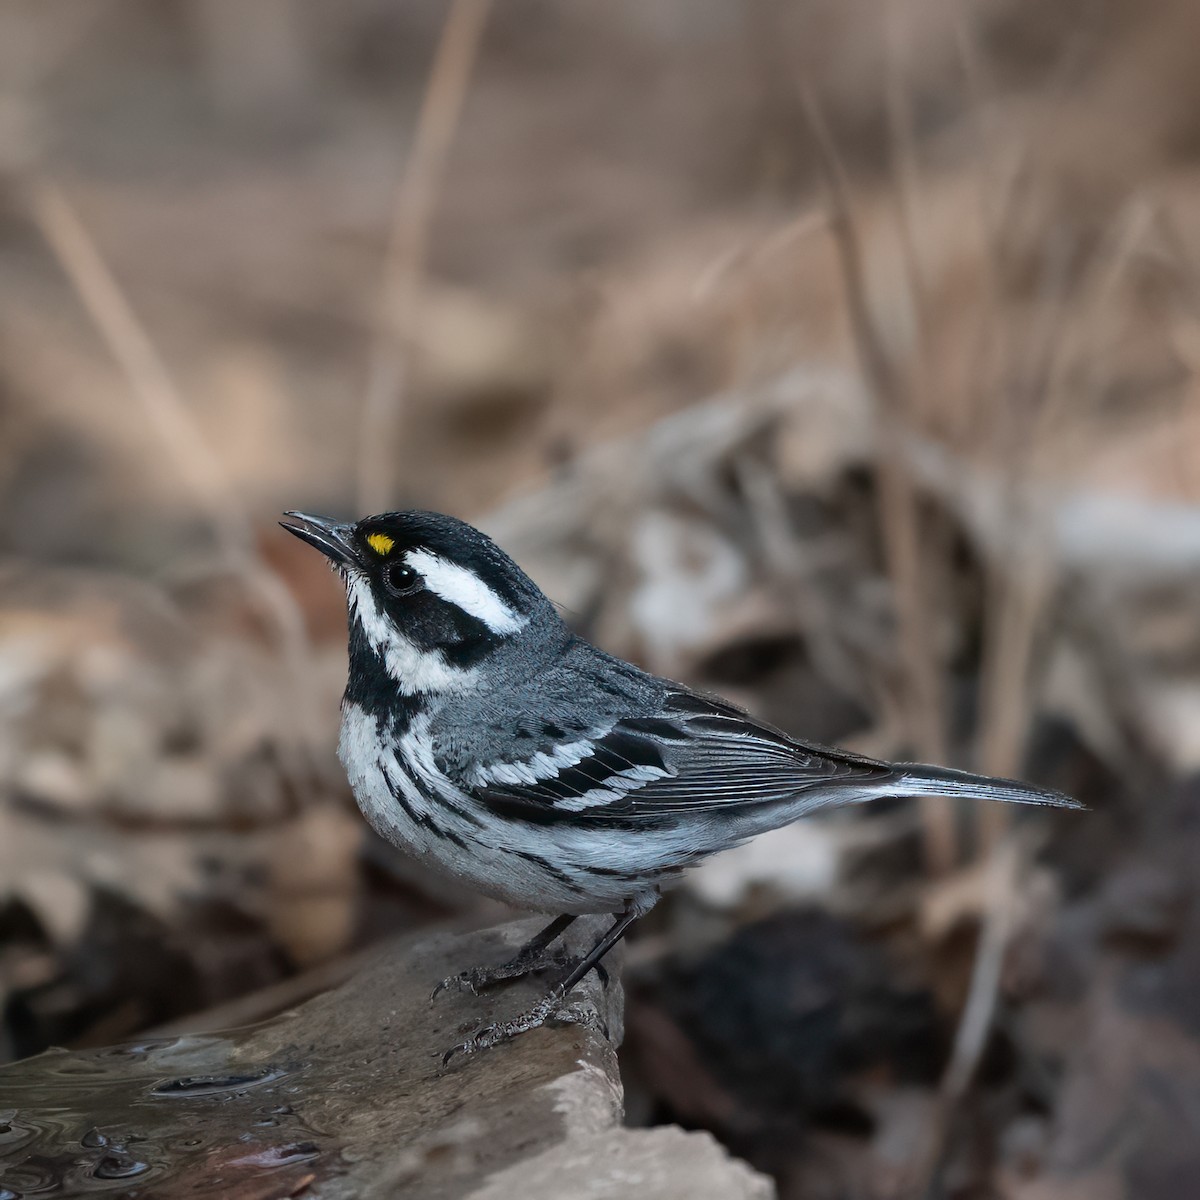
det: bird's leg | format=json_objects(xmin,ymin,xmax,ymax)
[
  {"xmin": 431, "ymin": 913, "xmax": 577, "ymax": 1000},
  {"xmin": 443, "ymin": 907, "xmax": 639, "ymax": 1061}
]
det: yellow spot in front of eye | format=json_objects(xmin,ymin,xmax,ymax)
[{"xmin": 366, "ymin": 533, "xmax": 395, "ymax": 556}]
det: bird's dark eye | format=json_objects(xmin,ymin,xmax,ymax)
[{"xmin": 383, "ymin": 562, "xmax": 420, "ymax": 596}]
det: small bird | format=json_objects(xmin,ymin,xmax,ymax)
[{"xmin": 282, "ymin": 509, "xmax": 1080, "ymax": 1059}]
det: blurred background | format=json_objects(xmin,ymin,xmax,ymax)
[{"xmin": 2, "ymin": 0, "xmax": 1200, "ymax": 1195}]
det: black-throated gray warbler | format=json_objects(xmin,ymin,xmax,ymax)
[{"xmin": 282, "ymin": 509, "xmax": 1080, "ymax": 1059}]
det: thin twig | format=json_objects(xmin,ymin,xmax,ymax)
[
  {"xmin": 946, "ymin": 0, "xmax": 1052, "ymax": 454},
  {"xmin": 357, "ymin": 0, "xmax": 493, "ymax": 515},
  {"xmin": 1038, "ymin": 199, "xmax": 1155, "ymax": 444},
  {"xmin": 941, "ymin": 844, "xmax": 1019, "ymax": 1097},
  {"xmin": 910, "ymin": 839, "xmax": 1024, "ymax": 1198},
  {"xmin": 975, "ymin": 547, "xmax": 1054, "ymax": 851},
  {"xmin": 973, "ymin": 236, "xmax": 1073, "ymax": 849},
  {"xmin": 28, "ymin": 180, "xmax": 250, "ymax": 555},
  {"xmin": 799, "ymin": 84, "xmax": 956, "ymax": 873},
  {"xmin": 735, "ymin": 451, "xmax": 868, "ymax": 699},
  {"xmin": 882, "ymin": 0, "xmax": 933, "ymax": 421},
  {"xmin": 690, "ymin": 210, "xmax": 828, "ymax": 303},
  {"xmin": 973, "ymin": 209, "xmax": 1153, "ymax": 847}
]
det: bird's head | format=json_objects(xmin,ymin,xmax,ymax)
[{"xmin": 281, "ymin": 510, "xmax": 560, "ymax": 695}]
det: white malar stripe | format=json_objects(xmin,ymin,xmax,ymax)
[
  {"xmin": 406, "ymin": 550, "xmax": 528, "ymax": 635},
  {"xmin": 347, "ymin": 576, "xmax": 479, "ymax": 695}
]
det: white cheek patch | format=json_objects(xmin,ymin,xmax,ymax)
[
  {"xmin": 346, "ymin": 575, "xmax": 479, "ymax": 695},
  {"xmin": 405, "ymin": 550, "xmax": 527, "ymax": 636}
]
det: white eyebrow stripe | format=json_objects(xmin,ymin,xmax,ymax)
[{"xmin": 406, "ymin": 550, "xmax": 528, "ymax": 635}]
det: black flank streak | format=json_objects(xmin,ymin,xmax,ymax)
[
  {"xmin": 511, "ymin": 849, "xmax": 586, "ymax": 893},
  {"xmin": 381, "ymin": 760, "xmax": 432, "ymax": 830},
  {"xmin": 400, "ymin": 758, "xmax": 487, "ymax": 830},
  {"xmin": 438, "ymin": 826, "xmax": 470, "ymax": 851},
  {"xmin": 427, "ymin": 791, "xmax": 485, "ymax": 829},
  {"xmin": 380, "ymin": 760, "xmax": 472, "ymax": 847},
  {"xmin": 580, "ymin": 865, "xmax": 644, "ymax": 883}
]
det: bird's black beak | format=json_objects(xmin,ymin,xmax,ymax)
[{"xmin": 280, "ymin": 511, "xmax": 361, "ymax": 569}]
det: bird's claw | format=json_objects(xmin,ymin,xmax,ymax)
[
  {"xmin": 430, "ymin": 971, "xmax": 479, "ymax": 1002},
  {"xmin": 440, "ymin": 992, "xmax": 600, "ymax": 1066},
  {"xmin": 430, "ymin": 947, "xmax": 570, "ymax": 1004}
]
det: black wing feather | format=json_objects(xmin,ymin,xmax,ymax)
[{"xmin": 469, "ymin": 686, "xmax": 897, "ymax": 825}]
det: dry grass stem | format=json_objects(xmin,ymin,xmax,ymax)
[
  {"xmin": 1040, "ymin": 200, "xmax": 1157, "ymax": 446},
  {"xmin": 735, "ymin": 453, "xmax": 867, "ymax": 698},
  {"xmin": 690, "ymin": 210, "xmax": 828, "ymax": 303},
  {"xmin": 969, "ymin": 207, "xmax": 1152, "ymax": 848},
  {"xmin": 911, "ymin": 839, "xmax": 1023, "ymax": 1198},
  {"xmin": 970, "ymin": 251, "xmax": 1072, "ymax": 850},
  {"xmin": 28, "ymin": 180, "xmax": 250, "ymax": 555},
  {"xmin": 975, "ymin": 543, "xmax": 1055, "ymax": 849},
  {"xmin": 357, "ymin": 0, "xmax": 493, "ymax": 515},
  {"xmin": 940, "ymin": 842, "xmax": 1020, "ymax": 1097},
  {"xmin": 27, "ymin": 178, "xmax": 325, "ymax": 793},
  {"xmin": 882, "ymin": 0, "xmax": 933, "ymax": 418},
  {"xmin": 799, "ymin": 83, "xmax": 956, "ymax": 873}
]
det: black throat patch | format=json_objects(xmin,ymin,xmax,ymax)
[{"xmin": 343, "ymin": 618, "xmax": 425, "ymax": 733}]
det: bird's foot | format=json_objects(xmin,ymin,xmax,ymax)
[
  {"xmin": 430, "ymin": 946, "xmax": 570, "ymax": 1001},
  {"xmin": 441, "ymin": 987, "xmax": 602, "ymax": 1064}
]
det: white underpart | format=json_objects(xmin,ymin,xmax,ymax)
[
  {"xmin": 340, "ymin": 704, "xmax": 471, "ymax": 858},
  {"xmin": 405, "ymin": 549, "xmax": 528, "ymax": 635},
  {"xmin": 346, "ymin": 575, "xmax": 479, "ymax": 695},
  {"xmin": 340, "ymin": 707, "xmax": 478, "ymax": 855},
  {"xmin": 339, "ymin": 702, "xmax": 682, "ymax": 913}
]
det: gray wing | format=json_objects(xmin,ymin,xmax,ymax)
[{"xmin": 462, "ymin": 687, "xmax": 902, "ymax": 826}]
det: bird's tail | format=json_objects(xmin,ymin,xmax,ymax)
[{"xmin": 893, "ymin": 762, "xmax": 1083, "ymax": 810}]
